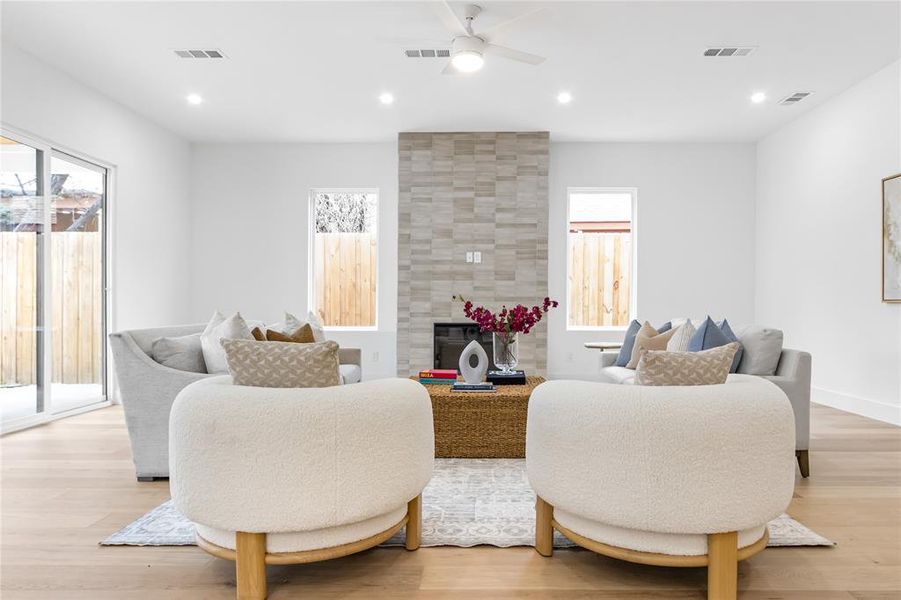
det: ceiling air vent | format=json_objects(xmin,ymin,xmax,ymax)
[
  {"xmin": 703, "ymin": 46, "xmax": 756, "ymax": 57},
  {"xmin": 173, "ymin": 49, "xmax": 226, "ymax": 59},
  {"xmin": 779, "ymin": 91, "xmax": 813, "ymax": 106},
  {"xmin": 405, "ymin": 49, "xmax": 451, "ymax": 58}
]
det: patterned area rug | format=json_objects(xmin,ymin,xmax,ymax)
[{"xmin": 102, "ymin": 459, "xmax": 833, "ymax": 548}]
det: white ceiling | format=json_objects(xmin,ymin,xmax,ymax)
[{"xmin": 2, "ymin": 1, "xmax": 898, "ymax": 143}]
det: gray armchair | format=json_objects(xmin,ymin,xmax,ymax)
[
  {"xmin": 761, "ymin": 349, "xmax": 812, "ymax": 478},
  {"xmin": 109, "ymin": 324, "xmax": 362, "ymax": 481}
]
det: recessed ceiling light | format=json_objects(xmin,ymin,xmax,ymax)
[
  {"xmin": 186, "ymin": 93, "xmax": 203, "ymax": 106},
  {"xmin": 378, "ymin": 92, "xmax": 394, "ymax": 105},
  {"xmin": 750, "ymin": 92, "xmax": 767, "ymax": 104},
  {"xmin": 451, "ymin": 50, "xmax": 484, "ymax": 73},
  {"xmin": 557, "ymin": 91, "xmax": 573, "ymax": 105}
]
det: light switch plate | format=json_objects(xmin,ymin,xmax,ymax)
[
  {"xmin": 473, "ymin": 251, "xmax": 482, "ymax": 263},
  {"xmin": 466, "ymin": 251, "xmax": 473, "ymax": 263}
]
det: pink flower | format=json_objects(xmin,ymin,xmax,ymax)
[{"xmin": 452, "ymin": 295, "xmax": 560, "ymax": 334}]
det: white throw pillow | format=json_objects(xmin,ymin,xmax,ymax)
[
  {"xmin": 666, "ymin": 321, "xmax": 696, "ymax": 352},
  {"xmin": 307, "ymin": 310, "xmax": 326, "ymax": 342},
  {"xmin": 264, "ymin": 310, "xmax": 327, "ymax": 342},
  {"xmin": 669, "ymin": 317, "xmax": 690, "ymax": 329},
  {"xmin": 203, "ymin": 310, "xmax": 225, "ymax": 332},
  {"xmin": 266, "ymin": 311, "xmax": 305, "ymax": 335},
  {"xmin": 200, "ymin": 311, "xmax": 254, "ymax": 374}
]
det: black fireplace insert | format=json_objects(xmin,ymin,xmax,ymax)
[{"xmin": 433, "ymin": 322, "xmax": 497, "ymax": 372}]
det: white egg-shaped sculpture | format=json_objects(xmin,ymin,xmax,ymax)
[{"xmin": 459, "ymin": 340, "xmax": 489, "ymax": 384}]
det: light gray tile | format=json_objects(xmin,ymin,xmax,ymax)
[{"xmin": 397, "ymin": 132, "xmax": 549, "ymax": 376}]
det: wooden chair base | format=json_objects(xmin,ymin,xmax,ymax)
[
  {"xmin": 535, "ymin": 497, "xmax": 768, "ymax": 600},
  {"xmin": 197, "ymin": 495, "xmax": 423, "ymax": 599}
]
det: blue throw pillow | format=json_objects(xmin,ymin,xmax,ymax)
[
  {"xmin": 688, "ymin": 316, "xmax": 731, "ymax": 351},
  {"xmin": 614, "ymin": 320, "xmax": 642, "ymax": 367},
  {"xmin": 719, "ymin": 319, "xmax": 744, "ymax": 373},
  {"xmin": 688, "ymin": 317, "xmax": 743, "ymax": 373},
  {"xmin": 658, "ymin": 321, "xmax": 673, "ymax": 333}
]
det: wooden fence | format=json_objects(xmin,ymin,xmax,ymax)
[
  {"xmin": 313, "ymin": 232, "xmax": 377, "ymax": 327},
  {"xmin": 0, "ymin": 232, "xmax": 102, "ymax": 386},
  {"xmin": 569, "ymin": 232, "xmax": 631, "ymax": 327}
]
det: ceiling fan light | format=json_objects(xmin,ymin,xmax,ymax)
[{"xmin": 452, "ymin": 50, "xmax": 484, "ymax": 73}]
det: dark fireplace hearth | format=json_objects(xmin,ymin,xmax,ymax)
[{"xmin": 433, "ymin": 323, "xmax": 497, "ymax": 372}]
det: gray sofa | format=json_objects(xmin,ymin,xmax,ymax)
[
  {"xmin": 596, "ymin": 327, "xmax": 811, "ymax": 478},
  {"xmin": 109, "ymin": 324, "xmax": 362, "ymax": 481}
]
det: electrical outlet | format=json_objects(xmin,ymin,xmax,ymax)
[
  {"xmin": 372, "ymin": 351, "xmax": 379, "ymax": 362},
  {"xmin": 473, "ymin": 251, "xmax": 482, "ymax": 263},
  {"xmin": 466, "ymin": 251, "xmax": 473, "ymax": 263},
  {"xmin": 567, "ymin": 352, "xmax": 574, "ymax": 363}
]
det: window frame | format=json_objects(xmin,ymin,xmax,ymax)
[
  {"xmin": 307, "ymin": 187, "xmax": 380, "ymax": 332},
  {"xmin": 565, "ymin": 186, "xmax": 638, "ymax": 332}
]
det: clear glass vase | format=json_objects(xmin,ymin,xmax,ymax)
[{"xmin": 492, "ymin": 332, "xmax": 519, "ymax": 374}]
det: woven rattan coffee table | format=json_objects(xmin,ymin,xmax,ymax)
[{"xmin": 414, "ymin": 376, "xmax": 546, "ymax": 458}]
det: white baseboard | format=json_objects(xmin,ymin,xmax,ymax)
[{"xmin": 812, "ymin": 386, "xmax": 901, "ymax": 426}]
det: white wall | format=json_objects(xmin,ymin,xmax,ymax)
[
  {"xmin": 189, "ymin": 141, "xmax": 757, "ymax": 381},
  {"xmin": 189, "ymin": 143, "xmax": 398, "ymax": 378},
  {"xmin": 6, "ymin": 40, "xmax": 895, "ymax": 424},
  {"xmin": 1, "ymin": 44, "xmax": 193, "ymax": 331},
  {"xmin": 547, "ymin": 143, "xmax": 757, "ymax": 379},
  {"xmin": 756, "ymin": 61, "xmax": 901, "ymax": 425}
]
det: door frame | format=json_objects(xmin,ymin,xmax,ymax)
[{"xmin": 0, "ymin": 124, "xmax": 115, "ymax": 434}]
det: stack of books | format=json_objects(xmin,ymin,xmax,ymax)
[
  {"xmin": 418, "ymin": 369, "xmax": 458, "ymax": 385},
  {"xmin": 451, "ymin": 381, "xmax": 496, "ymax": 393},
  {"xmin": 487, "ymin": 369, "xmax": 526, "ymax": 385}
]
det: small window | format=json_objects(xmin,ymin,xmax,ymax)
[
  {"xmin": 310, "ymin": 189, "xmax": 378, "ymax": 328},
  {"xmin": 567, "ymin": 188, "xmax": 635, "ymax": 329}
]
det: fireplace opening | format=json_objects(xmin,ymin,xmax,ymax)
[{"xmin": 433, "ymin": 323, "xmax": 496, "ymax": 372}]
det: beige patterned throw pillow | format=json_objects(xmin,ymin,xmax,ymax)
[
  {"xmin": 221, "ymin": 339, "xmax": 341, "ymax": 388},
  {"xmin": 635, "ymin": 342, "xmax": 739, "ymax": 386}
]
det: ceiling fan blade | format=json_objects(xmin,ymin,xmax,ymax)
[
  {"xmin": 480, "ymin": 7, "xmax": 549, "ymax": 38},
  {"xmin": 485, "ymin": 44, "xmax": 546, "ymax": 66},
  {"xmin": 435, "ymin": 1, "xmax": 468, "ymax": 36}
]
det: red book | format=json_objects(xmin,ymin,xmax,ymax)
[{"xmin": 419, "ymin": 369, "xmax": 458, "ymax": 379}]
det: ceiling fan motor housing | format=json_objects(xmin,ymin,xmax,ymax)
[{"xmin": 452, "ymin": 35, "xmax": 486, "ymax": 57}]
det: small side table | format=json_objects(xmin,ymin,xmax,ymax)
[
  {"xmin": 413, "ymin": 376, "xmax": 546, "ymax": 458},
  {"xmin": 583, "ymin": 342, "xmax": 623, "ymax": 351},
  {"xmin": 584, "ymin": 342, "xmax": 624, "ymax": 372}
]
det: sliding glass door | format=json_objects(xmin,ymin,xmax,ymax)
[
  {"xmin": 50, "ymin": 152, "xmax": 106, "ymax": 414},
  {"xmin": 0, "ymin": 131, "xmax": 109, "ymax": 431},
  {"xmin": 0, "ymin": 136, "xmax": 45, "ymax": 424}
]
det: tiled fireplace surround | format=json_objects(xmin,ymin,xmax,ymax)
[{"xmin": 397, "ymin": 131, "xmax": 550, "ymax": 376}]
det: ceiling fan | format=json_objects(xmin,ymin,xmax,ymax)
[{"xmin": 434, "ymin": 2, "xmax": 547, "ymax": 74}]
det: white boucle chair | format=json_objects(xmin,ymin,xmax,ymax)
[
  {"xmin": 526, "ymin": 376, "xmax": 796, "ymax": 600},
  {"xmin": 170, "ymin": 376, "xmax": 434, "ymax": 600}
]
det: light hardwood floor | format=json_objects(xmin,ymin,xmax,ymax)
[{"xmin": 1, "ymin": 403, "xmax": 899, "ymax": 599}]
